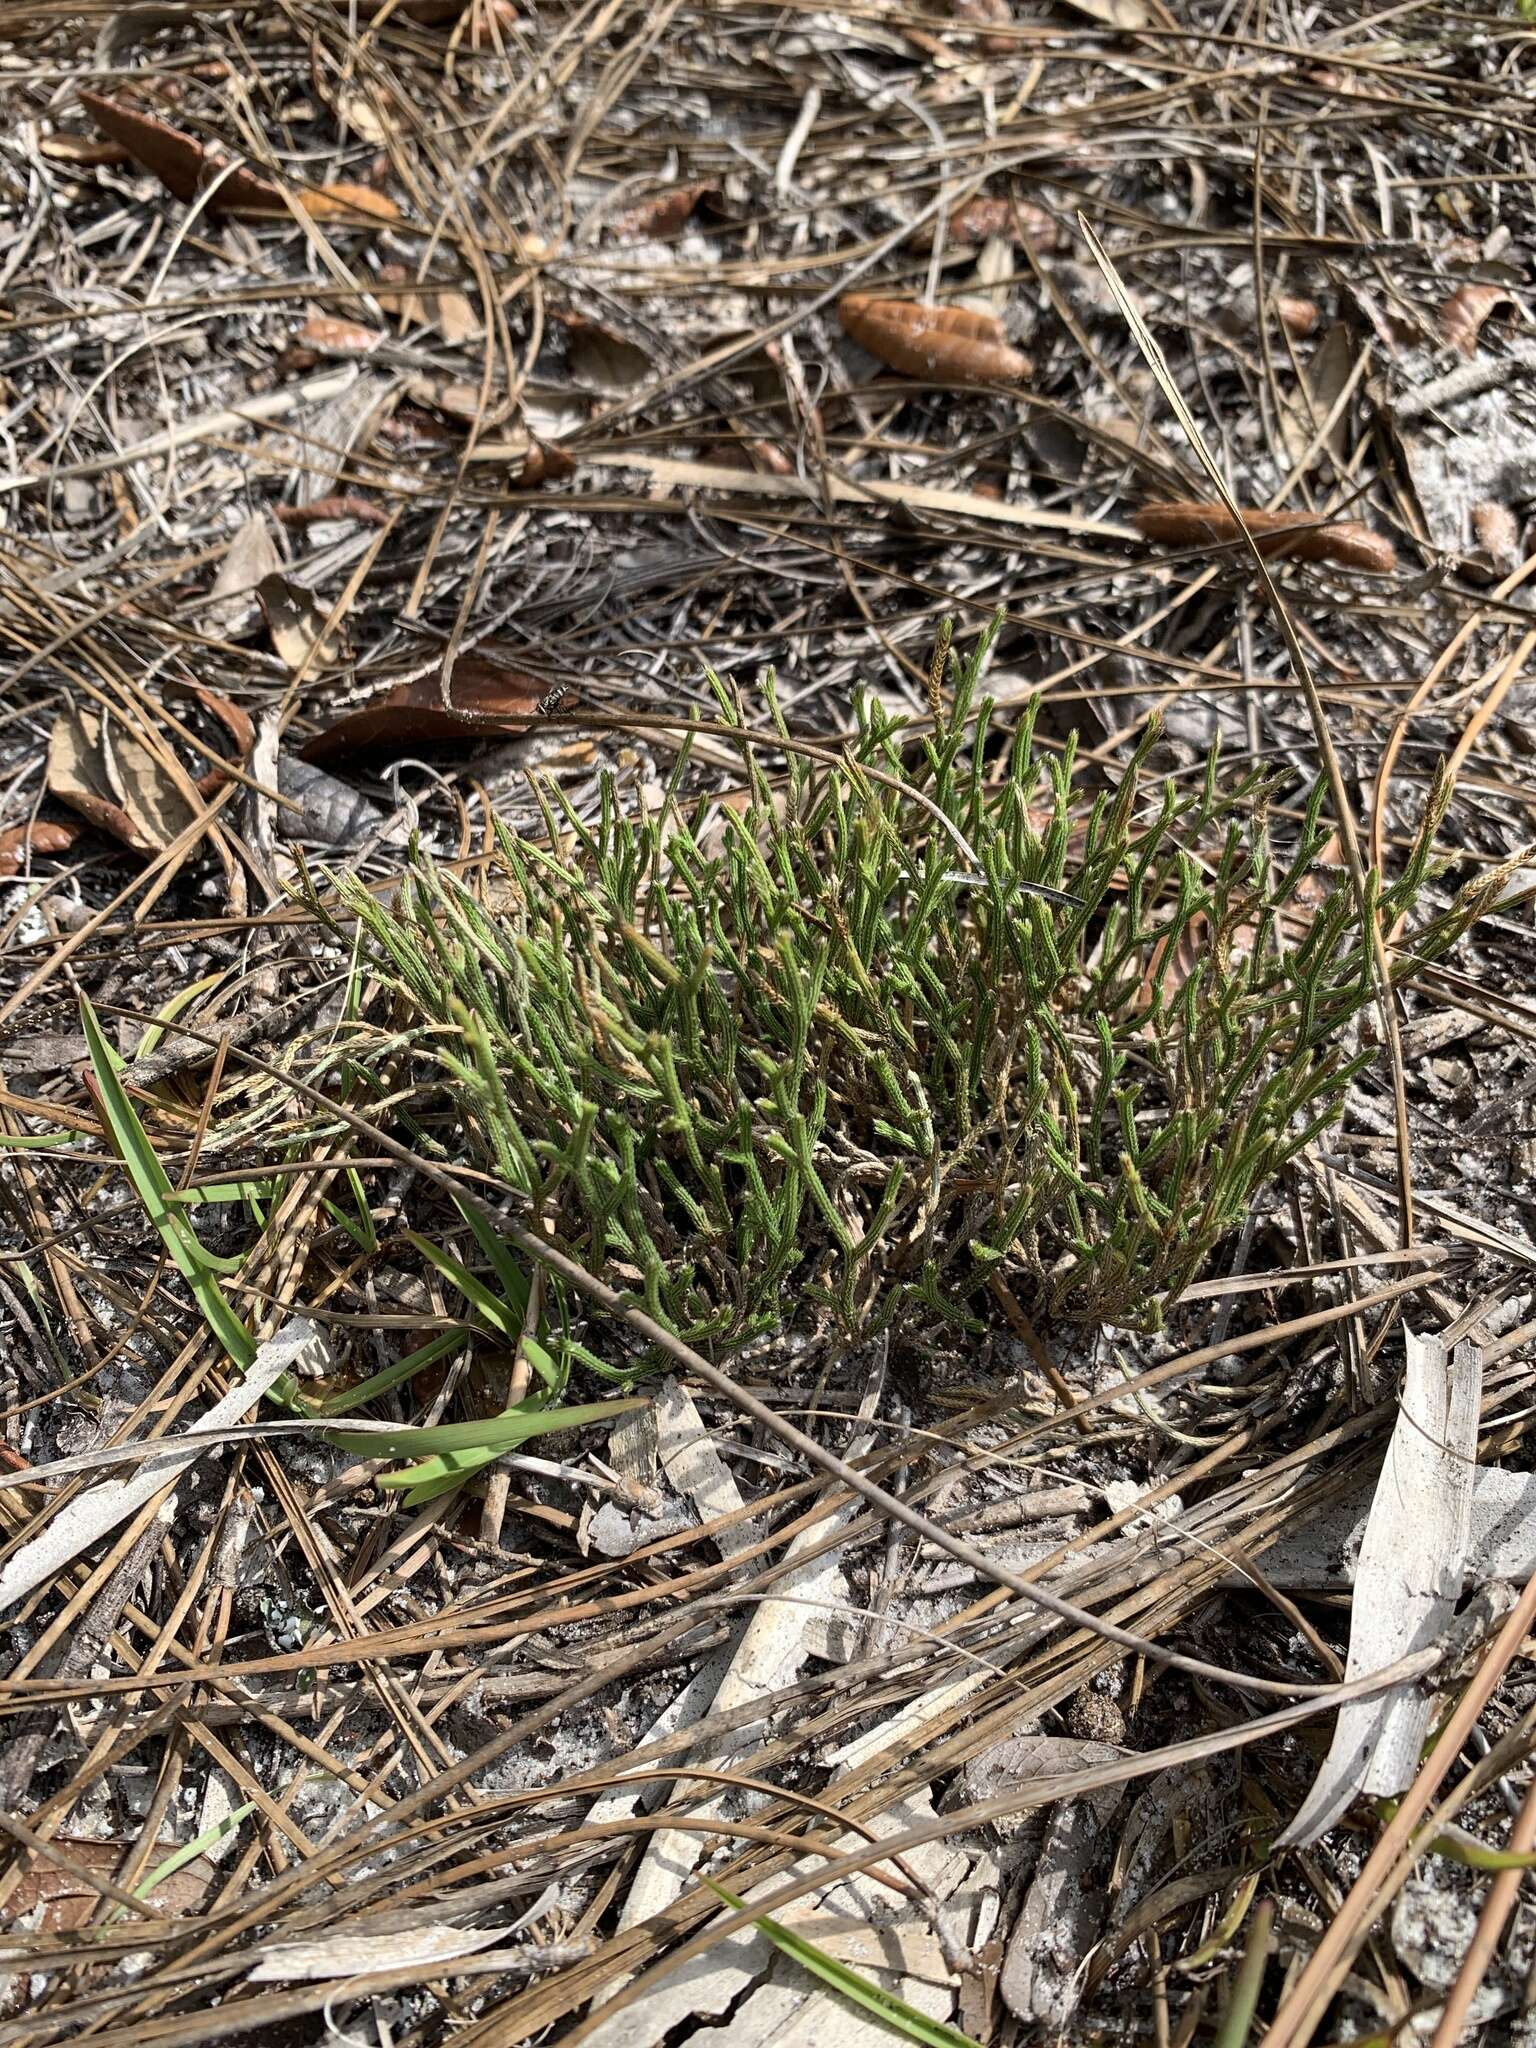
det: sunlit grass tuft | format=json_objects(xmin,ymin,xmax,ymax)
[{"xmin": 333, "ymin": 620, "xmax": 1475, "ymax": 1347}]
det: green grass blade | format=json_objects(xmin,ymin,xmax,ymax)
[
  {"xmin": 403, "ymin": 1230, "xmax": 524, "ymax": 1344},
  {"xmin": 323, "ymin": 1394, "xmax": 645, "ymax": 1460},
  {"xmin": 106, "ymin": 1799, "xmax": 257, "ymax": 1922},
  {"xmin": 454, "ymin": 1197, "xmax": 531, "ymax": 1319},
  {"xmin": 80, "ymin": 999, "xmax": 255, "ymax": 1370},
  {"xmin": 700, "ymin": 1880, "xmax": 982, "ymax": 2048},
  {"xmin": 309, "ymin": 1328, "xmax": 467, "ymax": 1416}
]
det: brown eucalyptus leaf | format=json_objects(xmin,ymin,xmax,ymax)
[
  {"xmin": 79, "ymin": 90, "xmax": 285, "ymax": 213},
  {"xmin": 1135, "ymin": 500, "xmax": 1397, "ymax": 574},
  {"xmin": 300, "ymin": 655, "xmax": 541, "ymax": 764},
  {"xmin": 837, "ymin": 293, "xmax": 1032, "ymax": 383}
]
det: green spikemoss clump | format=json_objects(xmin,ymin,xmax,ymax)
[{"xmin": 337, "ymin": 625, "xmax": 1462, "ymax": 1346}]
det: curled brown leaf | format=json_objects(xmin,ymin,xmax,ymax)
[
  {"xmin": 609, "ymin": 181, "xmax": 716, "ymax": 242},
  {"xmin": 837, "ymin": 293, "xmax": 1032, "ymax": 384},
  {"xmin": 0, "ymin": 820, "xmax": 82, "ymax": 874},
  {"xmin": 1135, "ymin": 500, "xmax": 1396, "ymax": 575},
  {"xmin": 275, "ymin": 495, "xmax": 392, "ymax": 529},
  {"xmin": 1438, "ymin": 284, "xmax": 1520, "ymax": 357},
  {"xmin": 46, "ymin": 688, "xmax": 252, "ymax": 857}
]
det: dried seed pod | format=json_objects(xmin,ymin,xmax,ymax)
[
  {"xmin": 1275, "ymin": 293, "xmax": 1321, "ymax": 338},
  {"xmin": 297, "ymin": 316, "xmax": 384, "ymax": 356},
  {"xmin": 1438, "ymin": 284, "xmax": 1520, "ymax": 357},
  {"xmin": 1471, "ymin": 501, "xmax": 1520, "ymax": 571},
  {"xmin": 837, "ymin": 293, "xmax": 1031, "ymax": 384},
  {"xmin": 953, "ymin": 0, "xmax": 1015, "ymax": 55},
  {"xmin": 1217, "ymin": 290, "xmax": 1320, "ymax": 341},
  {"xmin": 913, "ymin": 195, "xmax": 1064, "ymax": 252},
  {"xmin": 1135, "ymin": 501, "xmax": 1397, "ymax": 575}
]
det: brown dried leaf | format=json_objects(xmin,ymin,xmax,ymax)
[
  {"xmin": 258, "ymin": 574, "xmax": 344, "ymax": 673},
  {"xmin": 837, "ymin": 293, "xmax": 1032, "ymax": 384},
  {"xmin": 48, "ymin": 708, "xmax": 186, "ymax": 856},
  {"xmin": 430, "ymin": 291, "xmax": 482, "ymax": 345},
  {"xmin": 300, "ymin": 656, "xmax": 541, "ymax": 764},
  {"xmin": 1275, "ymin": 293, "xmax": 1321, "ymax": 339},
  {"xmin": 1438, "ymin": 284, "xmax": 1520, "ymax": 357},
  {"xmin": 79, "ymin": 92, "xmax": 401, "ymax": 228},
  {"xmin": 563, "ymin": 315, "xmax": 653, "ymax": 395},
  {"xmin": 609, "ymin": 181, "xmax": 715, "ymax": 242},
  {"xmin": 300, "ymin": 181, "xmax": 402, "ymax": 227},
  {"xmin": 401, "ymin": 371, "xmax": 501, "ymax": 424},
  {"xmin": 204, "ymin": 514, "xmax": 283, "ymax": 639},
  {"xmin": 275, "ymin": 494, "xmax": 391, "ymax": 529},
  {"xmin": 372, "ymin": 270, "xmax": 481, "ymax": 343},
  {"xmin": 1135, "ymin": 500, "xmax": 1397, "ymax": 574},
  {"xmin": 400, "ymin": 378, "xmax": 574, "ymax": 482},
  {"xmin": 79, "ymin": 90, "xmax": 286, "ymax": 213},
  {"xmin": 0, "ymin": 821, "xmax": 82, "ymax": 874},
  {"xmin": 8, "ymin": 1838, "xmax": 216, "ymax": 1931}
]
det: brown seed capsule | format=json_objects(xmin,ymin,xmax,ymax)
[
  {"xmin": 1135, "ymin": 501, "xmax": 1397, "ymax": 575},
  {"xmin": 837, "ymin": 293, "xmax": 1031, "ymax": 384}
]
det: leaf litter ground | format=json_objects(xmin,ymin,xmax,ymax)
[{"xmin": 5, "ymin": 4, "xmax": 1536, "ymax": 2044}]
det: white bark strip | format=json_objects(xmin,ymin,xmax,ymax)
[
  {"xmin": 1281, "ymin": 1328, "xmax": 1481, "ymax": 1845},
  {"xmin": 0, "ymin": 1319, "xmax": 323, "ymax": 1617}
]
